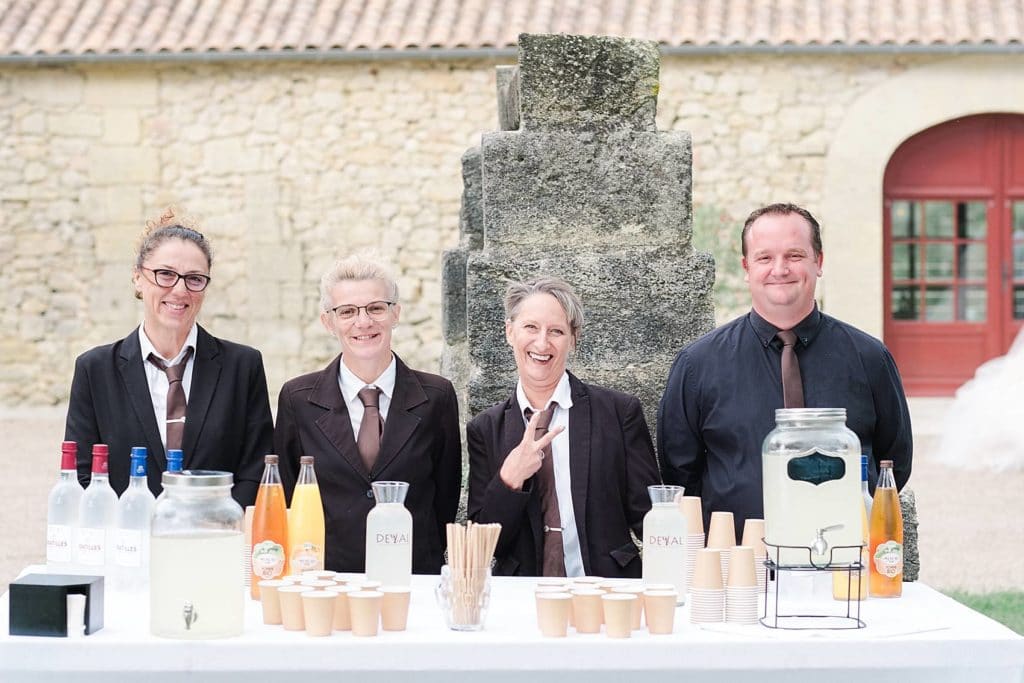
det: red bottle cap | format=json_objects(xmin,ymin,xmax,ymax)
[
  {"xmin": 91, "ymin": 443, "xmax": 109, "ymax": 475},
  {"xmin": 60, "ymin": 441, "xmax": 77, "ymax": 471}
]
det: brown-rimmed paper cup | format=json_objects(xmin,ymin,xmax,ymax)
[
  {"xmin": 707, "ymin": 511, "xmax": 736, "ymax": 549},
  {"xmin": 302, "ymin": 590, "xmax": 336, "ymax": 636},
  {"xmin": 303, "ymin": 570, "xmax": 337, "ymax": 581},
  {"xmin": 278, "ymin": 585, "xmax": 312, "ymax": 631},
  {"xmin": 611, "ymin": 585, "xmax": 645, "ymax": 630},
  {"xmin": 349, "ymin": 590, "xmax": 383, "ymax": 637},
  {"xmin": 326, "ymin": 584, "xmax": 355, "ymax": 631},
  {"xmin": 536, "ymin": 592, "xmax": 572, "ymax": 637},
  {"xmin": 727, "ymin": 546, "xmax": 757, "ymax": 588},
  {"xmin": 741, "ymin": 518, "xmax": 767, "ymax": 558},
  {"xmin": 571, "ymin": 588, "xmax": 604, "ymax": 634},
  {"xmin": 643, "ymin": 590, "xmax": 678, "ymax": 634},
  {"xmin": 601, "ymin": 593, "xmax": 636, "ymax": 639},
  {"xmin": 693, "ymin": 549, "xmax": 724, "ymax": 589},
  {"xmin": 258, "ymin": 579, "xmax": 286, "ymax": 625},
  {"xmin": 678, "ymin": 496, "xmax": 704, "ymax": 535},
  {"xmin": 380, "ymin": 586, "xmax": 411, "ymax": 631}
]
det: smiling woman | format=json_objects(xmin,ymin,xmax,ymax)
[{"xmin": 64, "ymin": 208, "xmax": 275, "ymax": 505}]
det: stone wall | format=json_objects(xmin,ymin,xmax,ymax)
[{"xmin": 0, "ymin": 53, "xmax": 938, "ymax": 407}]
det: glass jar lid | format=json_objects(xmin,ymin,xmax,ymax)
[
  {"xmin": 162, "ymin": 470, "xmax": 234, "ymax": 488},
  {"xmin": 774, "ymin": 408, "xmax": 847, "ymax": 423}
]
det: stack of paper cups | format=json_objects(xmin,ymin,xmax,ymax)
[
  {"xmin": 741, "ymin": 518, "xmax": 768, "ymax": 593},
  {"xmin": 689, "ymin": 548, "xmax": 725, "ymax": 624},
  {"xmin": 678, "ymin": 496, "xmax": 706, "ymax": 597},
  {"xmin": 707, "ymin": 511, "xmax": 737, "ymax": 586},
  {"xmin": 725, "ymin": 546, "xmax": 760, "ymax": 625}
]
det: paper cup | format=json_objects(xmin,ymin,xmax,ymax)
[
  {"xmin": 611, "ymin": 585, "xmax": 645, "ymax": 630},
  {"xmin": 571, "ymin": 588, "xmax": 604, "ymax": 634},
  {"xmin": 601, "ymin": 593, "xmax": 635, "ymax": 638},
  {"xmin": 278, "ymin": 585, "xmax": 312, "ymax": 631},
  {"xmin": 258, "ymin": 579, "xmax": 287, "ymax": 625},
  {"xmin": 302, "ymin": 590, "xmax": 336, "ymax": 636},
  {"xmin": 380, "ymin": 586, "xmax": 411, "ymax": 631},
  {"xmin": 536, "ymin": 592, "xmax": 572, "ymax": 637},
  {"xmin": 643, "ymin": 590, "xmax": 678, "ymax": 634},
  {"xmin": 693, "ymin": 549, "xmax": 724, "ymax": 589},
  {"xmin": 727, "ymin": 546, "xmax": 757, "ymax": 588},
  {"xmin": 572, "ymin": 576, "xmax": 605, "ymax": 586},
  {"xmin": 536, "ymin": 578, "xmax": 571, "ymax": 589},
  {"xmin": 326, "ymin": 584, "xmax": 355, "ymax": 630},
  {"xmin": 301, "ymin": 579, "xmax": 336, "ymax": 589},
  {"xmin": 358, "ymin": 580, "xmax": 383, "ymax": 591},
  {"xmin": 678, "ymin": 496, "xmax": 704, "ymax": 535},
  {"xmin": 303, "ymin": 570, "xmax": 337, "ymax": 581},
  {"xmin": 349, "ymin": 590, "xmax": 383, "ymax": 637},
  {"xmin": 741, "ymin": 518, "xmax": 767, "ymax": 557},
  {"xmin": 707, "ymin": 511, "xmax": 736, "ymax": 549}
]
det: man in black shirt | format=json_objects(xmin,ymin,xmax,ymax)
[{"xmin": 658, "ymin": 203, "xmax": 912, "ymax": 539}]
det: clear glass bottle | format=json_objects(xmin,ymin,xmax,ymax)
[
  {"xmin": 150, "ymin": 470, "xmax": 244, "ymax": 638},
  {"xmin": 869, "ymin": 460, "xmax": 904, "ymax": 598},
  {"xmin": 76, "ymin": 444, "xmax": 118, "ymax": 573},
  {"xmin": 365, "ymin": 481, "xmax": 412, "ymax": 586},
  {"xmin": 47, "ymin": 441, "xmax": 83, "ymax": 567},
  {"xmin": 287, "ymin": 455, "xmax": 325, "ymax": 573},
  {"xmin": 166, "ymin": 449, "xmax": 184, "ymax": 474},
  {"xmin": 641, "ymin": 484, "xmax": 688, "ymax": 604},
  {"xmin": 113, "ymin": 446, "xmax": 156, "ymax": 591},
  {"xmin": 762, "ymin": 408, "xmax": 862, "ymax": 567}
]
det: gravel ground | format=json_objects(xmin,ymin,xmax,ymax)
[{"xmin": 2, "ymin": 399, "xmax": 1020, "ymax": 592}]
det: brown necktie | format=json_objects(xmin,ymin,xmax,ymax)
[
  {"xmin": 148, "ymin": 347, "xmax": 194, "ymax": 452},
  {"xmin": 777, "ymin": 330, "xmax": 805, "ymax": 408},
  {"xmin": 525, "ymin": 405, "xmax": 566, "ymax": 577},
  {"xmin": 357, "ymin": 386, "xmax": 383, "ymax": 473}
]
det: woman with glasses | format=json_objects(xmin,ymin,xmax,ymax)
[
  {"xmin": 274, "ymin": 254, "xmax": 461, "ymax": 573},
  {"xmin": 64, "ymin": 209, "xmax": 274, "ymax": 504}
]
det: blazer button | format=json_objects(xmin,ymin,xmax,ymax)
[{"xmin": 366, "ymin": 489, "xmax": 374, "ymax": 498}]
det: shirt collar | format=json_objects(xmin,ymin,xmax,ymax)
[
  {"xmin": 138, "ymin": 323, "xmax": 198, "ymax": 364},
  {"xmin": 338, "ymin": 354, "xmax": 397, "ymax": 405},
  {"xmin": 748, "ymin": 305, "xmax": 823, "ymax": 349},
  {"xmin": 516, "ymin": 371, "xmax": 574, "ymax": 416}
]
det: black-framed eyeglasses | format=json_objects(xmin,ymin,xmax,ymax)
[
  {"xmin": 140, "ymin": 267, "xmax": 211, "ymax": 292},
  {"xmin": 328, "ymin": 301, "xmax": 395, "ymax": 321}
]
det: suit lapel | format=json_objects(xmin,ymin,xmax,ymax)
[
  {"xmin": 567, "ymin": 373, "xmax": 592, "ymax": 574},
  {"xmin": 117, "ymin": 328, "xmax": 166, "ymax": 473},
  {"xmin": 503, "ymin": 394, "xmax": 544, "ymax": 571},
  {"xmin": 373, "ymin": 356, "xmax": 425, "ymax": 478},
  {"xmin": 181, "ymin": 326, "xmax": 220, "ymax": 469},
  {"xmin": 311, "ymin": 355, "xmax": 369, "ymax": 483}
]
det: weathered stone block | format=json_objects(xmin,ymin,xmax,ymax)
[
  {"xmin": 458, "ymin": 146, "xmax": 483, "ymax": 250},
  {"xmin": 495, "ymin": 65, "xmax": 520, "ymax": 131},
  {"xmin": 441, "ymin": 248, "xmax": 467, "ymax": 344},
  {"xmin": 83, "ymin": 70, "xmax": 158, "ymax": 107},
  {"xmin": 87, "ymin": 146, "xmax": 158, "ymax": 185},
  {"xmin": 518, "ymin": 34, "xmax": 659, "ymax": 132}
]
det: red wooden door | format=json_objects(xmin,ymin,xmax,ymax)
[{"xmin": 883, "ymin": 114, "xmax": 1024, "ymax": 395}]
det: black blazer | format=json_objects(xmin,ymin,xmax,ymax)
[
  {"xmin": 64, "ymin": 325, "xmax": 275, "ymax": 505},
  {"xmin": 274, "ymin": 354, "xmax": 462, "ymax": 574},
  {"xmin": 466, "ymin": 373, "xmax": 660, "ymax": 578}
]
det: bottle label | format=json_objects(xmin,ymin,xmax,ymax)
[
  {"xmin": 290, "ymin": 542, "xmax": 323, "ymax": 572},
  {"xmin": 646, "ymin": 534, "xmax": 685, "ymax": 547},
  {"xmin": 114, "ymin": 529, "xmax": 144, "ymax": 567},
  {"xmin": 873, "ymin": 540, "xmax": 904, "ymax": 578},
  {"xmin": 76, "ymin": 527, "xmax": 106, "ymax": 566},
  {"xmin": 373, "ymin": 532, "xmax": 411, "ymax": 545},
  {"xmin": 46, "ymin": 524, "xmax": 72, "ymax": 563},
  {"xmin": 251, "ymin": 540, "xmax": 286, "ymax": 579}
]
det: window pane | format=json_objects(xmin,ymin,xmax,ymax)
[
  {"xmin": 957, "ymin": 244, "xmax": 986, "ymax": 280},
  {"xmin": 1015, "ymin": 243, "xmax": 1024, "ymax": 279},
  {"xmin": 891, "ymin": 286, "xmax": 919, "ymax": 320},
  {"xmin": 1013, "ymin": 202, "xmax": 1024, "ymax": 238},
  {"xmin": 957, "ymin": 201, "xmax": 987, "ymax": 239},
  {"xmin": 1015, "ymin": 286, "xmax": 1024, "ymax": 320},
  {"xmin": 891, "ymin": 243, "xmax": 917, "ymax": 280},
  {"xmin": 925, "ymin": 243, "xmax": 954, "ymax": 280},
  {"xmin": 957, "ymin": 286, "xmax": 986, "ymax": 322},
  {"xmin": 925, "ymin": 286, "xmax": 954, "ymax": 321},
  {"xmin": 925, "ymin": 202, "xmax": 954, "ymax": 238},
  {"xmin": 891, "ymin": 201, "xmax": 919, "ymax": 238}
]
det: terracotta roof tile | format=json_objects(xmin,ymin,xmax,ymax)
[{"xmin": 0, "ymin": 0, "xmax": 1021, "ymax": 58}]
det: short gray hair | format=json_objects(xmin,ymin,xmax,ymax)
[
  {"xmin": 504, "ymin": 276, "xmax": 584, "ymax": 342},
  {"xmin": 319, "ymin": 254, "xmax": 400, "ymax": 311}
]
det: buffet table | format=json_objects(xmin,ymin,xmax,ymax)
[{"xmin": 2, "ymin": 567, "xmax": 1022, "ymax": 683}]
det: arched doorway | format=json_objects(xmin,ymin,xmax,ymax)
[{"xmin": 883, "ymin": 114, "xmax": 1024, "ymax": 395}]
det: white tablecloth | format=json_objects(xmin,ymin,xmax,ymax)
[{"xmin": 2, "ymin": 567, "xmax": 1022, "ymax": 683}]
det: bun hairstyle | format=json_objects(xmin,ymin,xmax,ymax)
[{"xmin": 133, "ymin": 207, "xmax": 213, "ymax": 299}]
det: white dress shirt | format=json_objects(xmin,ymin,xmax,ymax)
[
  {"xmin": 138, "ymin": 323, "xmax": 198, "ymax": 451},
  {"xmin": 337, "ymin": 355, "xmax": 397, "ymax": 439},
  {"xmin": 516, "ymin": 372, "xmax": 585, "ymax": 578}
]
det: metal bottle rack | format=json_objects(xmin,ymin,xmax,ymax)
[{"xmin": 760, "ymin": 541, "xmax": 867, "ymax": 630}]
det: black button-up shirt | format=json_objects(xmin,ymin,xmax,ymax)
[{"xmin": 657, "ymin": 307, "xmax": 913, "ymax": 538}]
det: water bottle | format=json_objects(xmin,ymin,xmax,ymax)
[
  {"xmin": 46, "ymin": 441, "xmax": 84, "ymax": 568},
  {"xmin": 113, "ymin": 447, "xmax": 156, "ymax": 591},
  {"xmin": 76, "ymin": 444, "xmax": 118, "ymax": 573}
]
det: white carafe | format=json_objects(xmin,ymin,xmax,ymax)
[
  {"xmin": 365, "ymin": 481, "xmax": 412, "ymax": 586},
  {"xmin": 642, "ymin": 484, "xmax": 688, "ymax": 604}
]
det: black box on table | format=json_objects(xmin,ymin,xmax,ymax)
[{"xmin": 8, "ymin": 574, "xmax": 104, "ymax": 636}]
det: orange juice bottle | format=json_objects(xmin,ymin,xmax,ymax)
[
  {"xmin": 868, "ymin": 459, "xmax": 903, "ymax": 598},
  {"xmin": 250, "ymin": 454, "xmax": 288, "ymax": 599},
  {"xmin": 287, "ymin": 456, "xmax": 325, "ymax": 573}
]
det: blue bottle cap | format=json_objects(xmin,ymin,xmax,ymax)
[
  {"xmin": 166, "ymin": 449, "xmax": 184, "ymax": 473},
  {"xmin": 130, "ymin": 446, "xmax": 148, "ymax": 477}
]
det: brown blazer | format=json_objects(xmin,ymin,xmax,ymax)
[
  {"xmin": 466, "ymin": 373, "xmax": 660, "ymax": 577},
  {"xmin": 274, "ymin": 354, "xmax": 462, "ymax": 574}
]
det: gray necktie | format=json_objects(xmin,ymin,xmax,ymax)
[
  {"xmin": 777, "ymin": 330, "xmax": 805, "ymax": 409},
  {"xmin": 357, "ymin": 386, "xmax": 383, "ymax": 473},
  {"xmin": 525, "ymin": 404, "xmax": 566, "ymax": 577},
  {"xmin": 148, "ymin": 347, "xmax": 194, "ymax": 452}
]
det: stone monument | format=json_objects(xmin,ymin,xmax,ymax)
[{"xmin": 442, "ymin": 33, "xmax": 715, "ymax": 436}]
